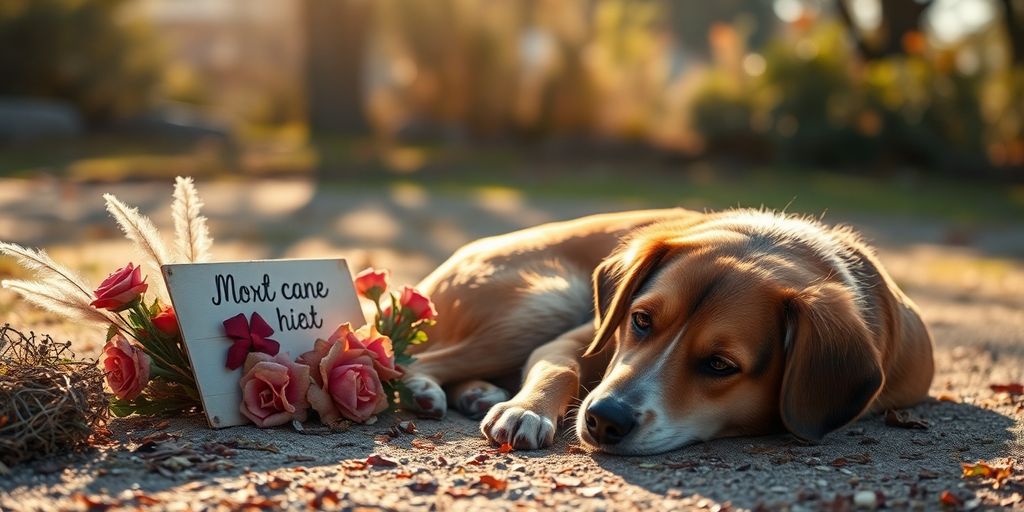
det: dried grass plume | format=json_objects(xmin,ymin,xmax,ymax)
[{"xmin": 171, "ymin": 176, "xmax": 213, "ymax": 263}]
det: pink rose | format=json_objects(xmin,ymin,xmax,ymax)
[
  {"xmin": 91, "ymin": 263, "xmax": 148, "ymax": 311},
  {"xmin": 151, "ymin": 305, "xmax": 180, "ymax": 336},
  {"xmin": 239, "ymin": 352, "xmax": 311, "ymax": 427},
  {"xmin": 354, "ymin": 268, "xmax": 389, "ymax": 301},
  {"xmin": 304, "ymin": 326, "xmax": 391, "ymax": 423},
  {"xmin": 298, "ymin": 323, "xmax": 400, "ymax": 383},
  {"xmin": 102, "ymin": 334, "xmax": 150, "ymax": 400},
  {"xmin": 399, "ymin": 286, "xmax": 437, "ymax": 322}
]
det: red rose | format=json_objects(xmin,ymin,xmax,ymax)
[
  {"xmin": 102, "ymin": 334, "xmax": 150, "ymax": 400},
  {"xmin": 399, "ymin": 286, "xmax": 437, "ymax": 322},
  {"xmin": 239, "ymin": 352, "xmax": 311, "ymax": 427},
  {"xmin": 354, "ymin": 268, "xmax": 389, "ymax": 301},
  {"xmin": 91, "ymin": 263, "xmax": 148, "ymax": 311},
  {"xmin": 151, "ymin": 305, "xmax": 180, "ymax": 336}
]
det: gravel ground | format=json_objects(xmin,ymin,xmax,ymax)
[{"xmin": 1, "ymin": 178, "xmax": 1023, "ymax": 511}]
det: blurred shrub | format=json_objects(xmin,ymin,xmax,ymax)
[
  {"xmin": 688, "ymin": 20, "xmax": 1017, "ymax": 173},
  {"xmin": 0, "ymin": 0, "xmax": 162, "ymax": 123}
]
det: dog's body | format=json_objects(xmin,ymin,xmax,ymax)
[{"xmin": 404, "ymin": 208, "xmax": 933, "ymax": 454}]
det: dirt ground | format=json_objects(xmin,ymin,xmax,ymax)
[{"xmin": 1, "ymin": 178, "xmax": 1023, "ymax": 511}]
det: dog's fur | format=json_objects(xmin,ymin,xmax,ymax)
[{"xmin": 404, "ymin": 208, "xmax": 933, "ymax": 454}]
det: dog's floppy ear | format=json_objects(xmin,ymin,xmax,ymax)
[
  {"xmin": 584, "ymin": 240, "xmax": 668, "ymax": 357},
  {"xmin": 780, "ymin": 283, "xmax": 884, "ymax": 442}
]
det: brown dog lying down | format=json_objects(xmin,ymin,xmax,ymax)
[{"xmin": 403, "ymin": 208, "xmax": 934, "ymax": 455}]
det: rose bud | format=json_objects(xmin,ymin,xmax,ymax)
[
  {"xmin": 91, "ymin": 263, "xmax": 148, "ymax": 311},
  {"xmin": 354, "ymin": 268, "xmax": 389, "ymax": 301},
  {"xmin": 399, "ymin": 286, "xmax": 437, "ymax": 322},
  {"xmin": 102, "ymin": 334, "xmax": 151, "ymax": 401},
  {"xmin": 151, "ymin": 305, "xmax": 180, "ymax": 336}
]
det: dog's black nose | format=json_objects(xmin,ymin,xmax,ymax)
[{"xmin": 585, "ymin": 398, "xmax": 636, "ymax": 445}]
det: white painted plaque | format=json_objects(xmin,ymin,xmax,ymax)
[{"xmin": 162, "ymin": 258, "xmax": 365, "ymax": 428}]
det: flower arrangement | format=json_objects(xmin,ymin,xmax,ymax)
[
  {"xmin": 1, "ymin": 177, "xmax": 437, "ymax": 428},
  {"xmin": 1, "ymin": 177, "xmax": 209, "ymax": 417},
  {"xmin": 232, "ymin": 268, "xmax": 436, "ymax": 426}
]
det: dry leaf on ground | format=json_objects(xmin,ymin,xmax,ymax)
[{"xmin": 884, "ymin": 409, "xmax": 928, "ymax": 429}]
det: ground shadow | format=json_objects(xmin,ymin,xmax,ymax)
[{"xmin": 591, "ymin": 400, "xmax": 1020, "ymax": 509}]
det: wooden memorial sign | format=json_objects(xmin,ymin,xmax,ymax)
[{"xmin": 162, "ymin": 258, "xmax": 365, "ymax": 428}]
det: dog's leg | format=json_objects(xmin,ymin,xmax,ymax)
[
  {"xmin": 448, "ymin": 380, "xmax": 511, "ymax": 420},
  {"xmin": 404, "ymin": 373, "xmax": 447, "ymax": 419},
  {"xmin": 404, "ymin": 333, "xmax": 544, "ymax": 419},
  {"xmin": 481, "ymin": 322, "xmax": 595, "ymax": 449}
]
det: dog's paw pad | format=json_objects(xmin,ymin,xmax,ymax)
[
  {"xmin": 455, "ymin": 383, "xmax": 509, "ymax": 420},
  {"xmin": 480, "ymin": 403, "xmax": 555, "ymax": 450},
  {"xmin": 405, "ymin": 374, "xmax": 446, "ymax": 419}
]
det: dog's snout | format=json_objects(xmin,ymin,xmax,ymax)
[{"xmin": 584, "ymin": 398, "xmax": 636, "ymax": 445}]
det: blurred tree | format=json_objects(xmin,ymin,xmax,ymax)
[
  {"xmin": 303, "ymin": 0, "xmax": 370, "ymax": 133},
  {"xmin": 0, "ymin": 0, "xmax": 161, "ymax": 123},
  {"xmin": 835, "ymin": 0, "xmax": 932, "ymax": 60},
  {"xmin": 999, "ymin": 0, "xmax": 1024, "ymax": 65},
  {"xmin": 664, "ymin": 0, "xmax": 775, "ymax": 59}
]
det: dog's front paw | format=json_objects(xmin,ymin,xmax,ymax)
[
  {"xmin": 481, "ymin": 402, "xmax": 556, "ymax": 450},
  {"xmin": 454, "ymin": 381, "xmax": 510, "ymax": 420},
  {"xmin": 405, "ymin": 374, "xmax": 446, "ymax": 419}
]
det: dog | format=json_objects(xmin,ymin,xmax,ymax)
[{"xmin": 402, "ymin": 208, "xmax": 934, "ymax": 455}]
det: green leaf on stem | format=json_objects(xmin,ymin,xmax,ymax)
[{"xmin": 105, "ymin": 323, "xmax": 119, "ymax": 341}]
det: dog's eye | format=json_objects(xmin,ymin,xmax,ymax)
[
  {"xmin": 630, "ymin": 311, "xmax": 652, "ymax": 335},
  {"xmin": 702, "ymin": 356, "xmax": 739, "ymax": 376}
]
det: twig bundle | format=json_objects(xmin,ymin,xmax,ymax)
[{"xmin": 0, "ymin": 324, "xmax": 108, "ymax": 466}]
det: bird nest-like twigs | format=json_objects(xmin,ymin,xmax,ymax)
[{"xmin": 0, "ymin": 324, "xmax": 108, "ymax": 467}]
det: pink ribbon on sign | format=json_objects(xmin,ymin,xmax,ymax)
[{"xmin": 223, "ymin": 312, "xmax": 280, "ymax": 370}]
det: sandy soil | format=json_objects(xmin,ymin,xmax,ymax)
[{"xmin": 1, "ymin": 178, "xmax": 1022, "ymax": 511}]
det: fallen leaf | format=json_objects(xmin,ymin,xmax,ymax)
[
  {"xmin": 553, "ymin": 475, "xmax": 582, "ymax": 489},
  {"xmin": 962, "ymin": 461, "xmax": 1013, "ymax": 487},
  {"xmin": 478, "ymin": 474, "xmax": 508, "ymax": 491},
  {"xmin": 366, "ymin": 454, "xmax": 400, "ymax": 468},
  {"xmin": 445, "ymin": 487, "xmax": 479, "ymax": 498},
  {"xmin": 73, "ymin": 493, "xmax": 114, "ymax": 511},
  {"xmin": 465, "ymin": 453, "xmax": 489, "ymax": 466},
  {"xmin": 885, "ymin": 409, "xmax": 928, "ymax": 429},
  {"xmin": 831, "ymin": 453, "xmax": 872, "ymax": 466},
  {"xmin": 399, "ymin": 421, "xmax": 418, "ymax": 434},
  {"xmin": 225, "ymin": 439, "xmax": 280, "ymax": 453},
  {"xmin": 265, "ymin": 476, "xmax": 291, "ymax": 490},
  {"xmin": 134, "ymin": 493, "xmax": 160, "ymax": 506},
  {"xmin": 340, "ymin": 459, "xmax": 368, "ymax": 471},
  {"xmin": 411, "ymin": 438, "xmax": 435, "ymax": 451},
  {"xmin": 498, "ymin": 442, "xmax": 514, "ymax": 454},
  {"xmin": 309, "ymin": 489, "xmax": 341, "ymax": 508},
  {"xmin": 939, "ymin": 490, "xmax": 962, "ymax": 507},
  {"xmin": 990, "ymin": 383, "xmax": 1024, "ymax": 395}
]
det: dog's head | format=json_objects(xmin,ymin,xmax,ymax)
[{"xmin": 576, "ymin": 214, "xmax": 884, "ymax": 454}]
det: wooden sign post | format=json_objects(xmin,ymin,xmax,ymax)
[{"xmin": 162, "ymin": 258, "xmax": 365, "ymax": 428}]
